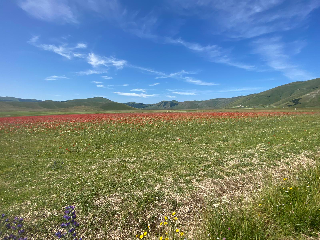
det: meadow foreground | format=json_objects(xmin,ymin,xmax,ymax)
[{"xmin": 1, "ymin": 112, "xmax": 320, "ymax": 239}]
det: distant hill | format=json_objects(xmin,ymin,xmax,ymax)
[
  {"xmin": 1, "ymin": 78, "xmax": 320, "ymax": 113},
  {"xmin": 226, "ymin": 78, "xmax": 320, "ymax": 108},
  {"xmin": 0, "ymin": 97, "xmax": 134, "ymax": 112},
  {"xmin": 124, "ymin": 78, "xmax": 320, "ymax": 110}
]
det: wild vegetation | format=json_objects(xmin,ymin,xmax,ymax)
[{"xmin": 1, "ymin": 111, "xmax": 320, "ymax": 239}]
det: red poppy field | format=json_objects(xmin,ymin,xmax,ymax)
[{"xmin": 1, "ymin": 111, "xmax": 320, "ymax": 239}]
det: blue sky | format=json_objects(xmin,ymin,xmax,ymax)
[{"xmin": 1, "ymin": 0, "xmax": 320, "ymax": 104}]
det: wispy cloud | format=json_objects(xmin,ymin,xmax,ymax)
[
  {"xmin": 77, "ymin": 69, "xmax": 108, "ymax": 75},
  {"xmin": 29, "ymin": 36, "xmax": 87, "ymax": 59},
  {"xmin": 87, "ymin": 53, "xmax": 127, "ymax": 69},
  {"xmin": 172, "ymin": 91, "xmax": 196, "ymax": 96},
  {"xmin": 75, "ymin": 43, "xmax": 87, "ymax": 49},
  {"xmin": 252, "ymin": 37, "xmax": 313, "ymax": 80},
  {"xmin": 184, "ymin": 77, "xmax": 218, "ymax": 86},
  {"xmin": 166, "ymin": 95, "xmax": 176, "ymax": 98},
  {"xmin": 29, "ymin": 37, "xmax": 126, "ymax": 71},
  {"xmin": 92, "ymin": 81, "xmax": 103, "ymax": 84},
  {"xmin": 218, "ymin": 87, "xmax": 261, "ymax": 93},
  {"xmin": 130, "ymin": 67, "xmax": 217, "ymax": 86},
  {"xmin": 19, "ymin": 0, "xmax": 77, "ymax": 24},
  {"xmin": 122, "ymin": 84, "xmax": 129, "ymax": 87},
  {"xmin": 155, "ymin": 70, "xmax": 196, "ymax": 79},
  {"xmin": 130, "ymin": 89, "xmax": 146, "ymax": 92},
  {"xmin": 129, "ymin": 65, "xmax": 166, "ymax": 77},
  {"xmin": 45, "ymin": 75, "xmax": 69, "ymax": 81},
  {"xmin": 167, "ymin": 38, "xmax": 255, "ymax": 70},
  {"xmin": 19, "ymin": 0, "xmax": 127, "ymax": 24},
  {"xmin": 101, "ymin": 76, "xmax": 113, "ymax": 79},
  {"xmin": 96, "ymin": 85, "xmax": 105, "ymax": 88},
  {"xmin": 149, "ymin": 83, "xmax": 160, "ymax": 86},
  {"xmin": 168, "ymin": 0, "xmax": 320, "ymax": 39},
  {"xmin": 114, "ymin": 92, "xmax": 156, "ymax": 98}
]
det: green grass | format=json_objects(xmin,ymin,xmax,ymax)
[
  {"xmin": 1, "ymin": 113, "xmax": 320, "ymax": 239},
  {"xmin": 206, "ymin": 163, "xmax": 320, "ymax": 239}
]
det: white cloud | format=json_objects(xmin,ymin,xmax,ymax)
[
  {"xmin": 168, "ymin": 0, "xmax": 320, "ymax": 39},
  {"xmin": 167, "ymin": 38, "xmax": 255, "ymax": 70},
  {"xmin": 92, "ymin": 81, "xmax": 103, "ymax": 84},
  {"xmin": 129, "ymin": 65, "xmax": 166, "ymax": 77},
  {"xmin": 166, "ymin": 95, "xmax": 176, "ymax": 98},
  {"xmin": 19, "ymin": 0, "xmax": 77, "ymax": 24},
  {"xmin": 87, "ymin": 53, "xmax": 107, "ymax": 67},
  {"xmin": 39, "ymin": 43, "xmax": 72, "ymax": 59},
  {"xmin": 122, "ymin": 84, "xmax": 129, "ymax": 86},
  {"xmin": 75, "ymin": 43, "xmax": 87, "ymax": 49},
  {"xmin": 87, "ymin": 53, "xmax": 127, "ymax": 69},
  {"xmin": 77, "ymin": 69, "xmax": 108, "ymax": 75},
  {"xmin": 96, "ymin": 85, "xmax": 105, "ymax": 88},
  {"xmin": 218, "ymin": 87, "xmax": 261, "ymax": 93},
  {"xmin": 172, "ymin": 91, "xmax": 196, "ymax": 96},
  {"xmin": 29, "ymin": 37, "xmax": 87, "ymax": 59},
  {"xmin": 130, "ymin": 89, "xmax": 146, "ymax": 92},
  {"xmin": 114, "ymin": 92, "xmax": 156, "ymax": 98},
  {"xmin": 73, "ymin": 53, "xmax": 86, "ymax": 58},
  {"xmin": 45, "ymin": 75, "xmax": 69, "ymax": 81},
  {"xmin": 101, "ymin": 76, "xmax": 113, "ymax": 79},
  {"xmin": 149, "ymin": 83, "xmax": 160, "ymax": 86},
  {"xmin": 28, "ymin": 35, "xmax": 39, "ymax": 44},
  {"xmin": 252, "ymin": 37, "xmax": 313, "ymax": 80},
  {"xmin": 155, "ymin": 70, "xmax": 196, "ymax": 79},
  {"xmin": 184, "ymin": 77, "xmax": 218, "ymax": 86}
]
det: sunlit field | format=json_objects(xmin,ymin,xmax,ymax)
[{"xmin": 1, "ymin": 112, "xmax": 320, "ymax": 239}]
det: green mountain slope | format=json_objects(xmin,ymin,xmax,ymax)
[
  {"xmin": 2, "ymin": 78, "xmax": 320, "ymax": 112},
  {"xmin": 124, "ymin": 78, "xmax": 320, "ymax": 110},
  {"xmin": 227, "ymin": 78, "xmax": 320, "ymax": 108},
  {"xmin": 0, "ymin": 97, "xmax": 134, "ymax": 112}
]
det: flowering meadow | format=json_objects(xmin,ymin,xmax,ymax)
[{"xmin": 1, "ymin": 111, "xmax": 320, "ymax": 239}]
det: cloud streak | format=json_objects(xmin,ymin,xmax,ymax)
[
  {"xmin": 252, "ymin": 37, "xmax": 313, "ymax": 80},
  {"xmin": 218, "ymin": 87, "xmax": 261, "ymax": 93},
  {"xmin": 19, "ymin": 0, "xmax": 77, "ymax": 24},
  {"xmin": 77, "ymin": 69, "xmax": 108, "ymax": 75},
  {"xmin": 45, "ymin": 75, "xmax": 69, "ymax": 81},
  {"xmin": 29, "ymin": 36, "xmax": 87, "ymax": 59},
  {"xmin": 87, "ymin": 53, "xmax": 127, "ymax": 69},
  {"xmin": 167, "ymin": 38, "xmax": 255, "ymax": 70},
  {"xmin": 168, "ymin": 0, "xmax": 320, "ymax": 39},
  {"xmin": 184, "ymin": 77, "xmax": 218, "ymax": 86},
  {"xmin": 130, "ymin": 89, "xmax": 146, "ymax": 92},
  {"xmin": 114, "ymin": 92, "xmax": 156, "ymax": 98},
  {"xmin": 172, "ymin": 91, "xmax": 196, "ymax": 96},
  {"xmin": 101, "ymin": 76, "xmax": 113, "ymax": 79}
]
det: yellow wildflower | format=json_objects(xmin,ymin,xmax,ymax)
[
  {"xmin": 180, "ymin": 232, "xmax": 184, "ymax": 237},
  {"xmin": 160, "ymin": 237, "xmax": 163, "ymax": 240},
  {"xmin": 164, "ymin": 222, "xmax": 168, "ymax": 225},
  {"xmin": 144, "ymin": 232, "xmax": 147, "ymax": 236},
  {"xmin": 172, "ymin": 212, "xmax": 176, "ymax": 216},
  {"xmin": 176, "ymin": 229, "xmax": 180, "ymax": 233},
  {"xmin": 164, "ymin": 216, "xmax": 168, "ymax": 220},
  {"xmin": 174, "ymin": 217, "xmax": 178, "ymax": 220},
  {"xmin": 139, "ymin": 234, "xmax": 143, "ymax": 239}
]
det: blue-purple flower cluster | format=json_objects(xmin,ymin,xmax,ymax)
[
  {"xmin": 0, "ymin": 214, "xmax": 27, "ymax": 240},
  {"xmin": 55, "ymin": 206, "xmax": 82, "ymax": 240}
]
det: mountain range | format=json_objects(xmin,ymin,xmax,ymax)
[{"xmin": 1, "ymin": 78, "xmax": 320, "ymax": 113}]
